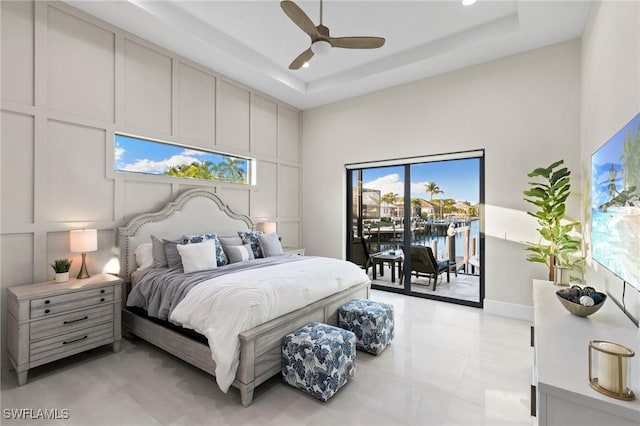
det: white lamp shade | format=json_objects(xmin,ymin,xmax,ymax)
[
  {"xmin": 256, "ymin": 222, "xmax": 277, "ymax": 234},
  {"xmin": 70, "ymin": 229, "xmax": 98, "ymax": 253},
  {"xmin": 311, "ymin": 40, "xmax": 331, "ymax": 56}
]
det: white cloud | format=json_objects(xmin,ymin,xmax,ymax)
[
  {"xmin": 122, "ymin": 154, "xmax": 201, "ymax": 173},
  {"xmin": 114, "ymin": 146, "xmax": 125, "ymax": 161},
  {"xmin": 181, "ymin": 148, "xmax": 208, "ymax": 156},
  {"xmin": 411, "ymin": 181, "xmax": 432, "ymax": 195},
  {"xmin": 363, "ymin": 173, "xmax": 433, "ymax": 199},
  {"xmin": 363, "ymin": 174, "xmax": 403, "ymax": 196}
]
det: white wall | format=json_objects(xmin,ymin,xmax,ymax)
[
  {"xmin": 302, "ymin": 40, "xmax": 581, "ymax": 311},
  {"xmin": 1, "ymin": 1, "xmax": 301, "ymax": 366},
  {"xmin": 581, "ymin": 0, "xmax": 640, "ymax": 322}
]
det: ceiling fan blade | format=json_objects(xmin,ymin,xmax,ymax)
[
  {"xmin": 330, "ymin": 36, "xmax": 386, "ymax": 49},
  {"xmin": 289, "ymin": 48, "xmax": 314, "ymax": 70},
  {"xmin": 281, "ymin": 1, "xmax": 318, "ymax": 38}
]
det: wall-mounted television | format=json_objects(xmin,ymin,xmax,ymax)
[{"xmin": 591, "ymin": 113, "xmax": 640, "ymax": 290}]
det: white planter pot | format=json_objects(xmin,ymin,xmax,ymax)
[
  {"xmin": 554, "ymin": 266, "xmax": 571, "ymax": 286},
  {"xmin": 55, "ymin": 272, "xmax": 69, "ymax": 283}
]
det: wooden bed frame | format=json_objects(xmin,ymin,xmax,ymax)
[{"xmin": 118, "ymin": 189, "xmax": 370, "ymax": 406}]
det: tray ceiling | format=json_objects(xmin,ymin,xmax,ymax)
[{"xmin": 66, "ymin": 1, "xmax": 591, "ymax": 110}]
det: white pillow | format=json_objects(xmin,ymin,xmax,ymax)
[
  {"xmin": 134, "ymin": 243, "xmax": 154, "ymax": 270},
  {"xmin": 176, "ymin": 240, "xmax": 217, "ymax": 273}
]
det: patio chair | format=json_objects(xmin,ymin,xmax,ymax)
[
  {"xmin": 408, "ymin": 245, "xmax": 450, "ymax": 290},
  {"xmin": 351, "ymin": 236, "xmax": 379, "ymax": 274}
]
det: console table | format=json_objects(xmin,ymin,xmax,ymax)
[{"xmin": 532, "ymin": 280, "xmax": 640, "ymax": 425}]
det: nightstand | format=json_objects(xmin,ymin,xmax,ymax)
[
  {"xmin": 283, "ymin": 247, "xmax": 305, "ymax": 256},
  {"xmin": 6, "ymin": 273, "xmax": 123, "ymax": 385}
]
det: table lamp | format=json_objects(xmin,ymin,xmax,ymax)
[
  {"xmin": 70, "ymin": 229, "xmax": 97, "ymax": 279},
  {"xmin": 256, "ymin": 222, "xmax": 277, "ymax": 234}
]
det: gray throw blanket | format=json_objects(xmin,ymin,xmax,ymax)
[{"xmin": 127, "ymin": 256, "xmax": 308, "ymax": 323}]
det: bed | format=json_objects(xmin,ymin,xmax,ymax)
[{"xmin": 118, "ymin": 189, "xmax": 370, "ymax": 406}]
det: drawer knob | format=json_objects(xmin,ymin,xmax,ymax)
[
  {"xmin": 44, "ymin": 300, "xmax": 50, "ymax": 305},
  {"xmin": 63, "ymin": 335, "xmax": 88, "ymax": 345},
  {"xmin": 100, "ymin": 289, "xmax": 105, "ymax": 294},
  {"xmin": 100, "ymin": 298, "xmax": 105, "ymax": 302},
  {"xmin": 44, "ymin": 309, "xmax": 50, "ymax": 314}
]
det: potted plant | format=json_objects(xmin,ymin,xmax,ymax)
[
  {"xmin": 523, "ymin": 160, "xmax": 582, "ymax": 282},
  {"xmin": 51, "ymin": 259, "xmax": 72, "ymax": 283}
]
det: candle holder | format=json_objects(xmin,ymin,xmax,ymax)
[{"xmin": 589, "ymin": 340, "xmax": 635, "ymax": 401}]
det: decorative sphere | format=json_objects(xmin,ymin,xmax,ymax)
[
  {"xmin": 580, "ymin": 296, "xmax": 595, "ymax": 306},
  {"xmin": 565, "ymin": 288, "xmax": 580, "ymax": 298},
  {"xmin": 591, "ymin": 293, "xmax": 604, "ymax": 305}
]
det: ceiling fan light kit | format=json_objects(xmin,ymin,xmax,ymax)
[
  {"xmin": 311, "ymin": 40, "xmax": 331, "ymax": 56},
  {"xmin": 281, "ymin": 0, "xmax": 385, "ymax": 70}
]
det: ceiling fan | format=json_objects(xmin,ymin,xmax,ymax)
[{"xmin": 280, "ymin": 0, "xmax": 385, "ymax": 70}]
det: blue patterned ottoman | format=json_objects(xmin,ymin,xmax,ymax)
[
  {"xmin": 338, "ymin": 299, "xmax": 394, "ymax": 355},
  {"xmin": 282, "ymin": 322, "xmax": 356, "ymax": 402}
]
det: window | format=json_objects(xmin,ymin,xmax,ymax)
[{"xmin": 115, "ymin": 134, "xmax": 251, "ymax": 184}]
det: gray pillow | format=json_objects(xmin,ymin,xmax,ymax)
[
  {"xmin": 218, "ymin": 235, "xmax": 243, "ymax": 247},
  {"xmin": 163, "ymin": 238, "xmax": 185, "ymax": 269},
  {"xmin": 224, "ymin": 243, "xmax": 255, "ymax": 264},
  {"xmin": 151, "ymin": 235, "xmax": 168, "ymax": 268},
  {"xmin": 258, "ymin": 232, "xmax": 284, "ymax": 257}
]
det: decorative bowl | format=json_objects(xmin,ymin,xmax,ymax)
[{"xmin": 556, "ymin": 289, "xmax": 607, "ymax": 317}]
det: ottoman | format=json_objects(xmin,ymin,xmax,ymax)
[
  {"xmin": 339, "ymin": 299, "xmax": 394, "ymax": 355},
  {"xmin": 282, "ymin": 322, "xmax": 356, "ymax": 401}
]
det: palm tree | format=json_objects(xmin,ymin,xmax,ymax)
[
  {"xmin": 381, "ymin": 192, "xmax": 400, "ymax": 217},
  {"xmin": 381, "ymin": 192, "xmax": 399, "ymax": 205},
  {"xmin": 216, "ymin": 157, "xmax": 247, "ymax": 183},
  {"xmin": 424, "ymin": 182, "xmax": 444, "ymax": 218}
]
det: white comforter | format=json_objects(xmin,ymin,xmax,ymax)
[{"xmin": 169, "ymin": 256, "xmax": 370, "ymax": 392}]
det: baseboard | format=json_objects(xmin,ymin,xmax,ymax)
[{"xmin": 484, "ymin": 298, "xmax": 533, "ymax": 322}]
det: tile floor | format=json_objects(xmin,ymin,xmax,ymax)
[{"xmin": 1, "ymin": 290, "xmax": 534, "ymax": 426}]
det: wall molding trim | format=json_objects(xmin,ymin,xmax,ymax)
[{"xmin": 483, "ymin": 298, "xmax": 533, "ymax": 322}]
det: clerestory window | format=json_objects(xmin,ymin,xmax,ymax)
[{"xmin": 115, "ymin": 134, "xmax": 252, "ymax": 185}]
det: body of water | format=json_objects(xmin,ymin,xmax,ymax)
[{"xmin": 371, "ymin": 219, "xmax": 480, "ymax": 261}]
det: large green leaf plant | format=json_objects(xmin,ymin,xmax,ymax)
[{"xmin": 523, "ymin": 160, "xmax": 582, "ymax": 281}]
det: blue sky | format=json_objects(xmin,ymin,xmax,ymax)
[
  {"xmin": 115, "ymin": 135, "xmax": 246, "ymax": 174},
  {"xmin": 591, "ymin": 113, "xmax": 639, "ymax": 208},
  {"xmin": 361, "ymin": 158, "xmax": 480, "ymax": 203}
]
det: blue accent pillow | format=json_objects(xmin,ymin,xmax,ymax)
[
  {"xmin": 182, "ymin": 233, "xmax": 228, "ymax": 266},
  {"xmin": 238, "ymin": 230, "xmax": 264, "ymax": 258}
]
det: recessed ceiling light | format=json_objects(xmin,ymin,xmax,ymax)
[
  {"xmin": 302, "ymin": 62, "xmax": 310, "ymax": 68},
  {"xmin": 462, "ymin": 0, "xmax": 477, "ymax": 5}
]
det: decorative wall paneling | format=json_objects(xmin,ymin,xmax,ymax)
[{"xmin": 1, "ymin": 1, "xmax": 302, "ymax": 367}]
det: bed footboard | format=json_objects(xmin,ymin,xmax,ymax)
[
  {"xmin": 124, "ymin": 281, "xmax": 370, "ymax": 406},
  {"xmin": 237, "ymin": 281, "xmax": 370, "ymax": 406}
]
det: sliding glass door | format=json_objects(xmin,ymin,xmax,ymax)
[{"xmin": 347, "ymin": 152, "xmax": 484, "ymax": 307}]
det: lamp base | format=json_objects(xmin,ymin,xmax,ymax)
[
  {"xmin": 589, "ymin": 378, "xmax": 635, "ymax": 401},
  {"xmin": 77, "ymin": 252, "xmax": 91, "ymax": 279}
]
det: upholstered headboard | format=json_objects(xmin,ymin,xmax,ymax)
[{"xmin": 118, "ymin": 189, "xmax": 253, "ymax": 282}]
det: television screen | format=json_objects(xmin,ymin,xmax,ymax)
[{"xmin": 591, "ymin": 113, "xmax": 640, "ymax": 289}]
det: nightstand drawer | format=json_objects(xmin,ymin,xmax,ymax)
[
  {"xmin": 30, "ymin": 305, "xmax": 114, "ymax": 341},
  {"xmin": 30, "ymin": 290, "xmax": 114, "ymax": 319},
  {"xmin": 31, "ymin": 286, "xmax": 113, "ymax": 310},
  {"xmin": 30, "ymin": 322, "xmax": 114, "ymax": 363}
]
